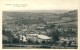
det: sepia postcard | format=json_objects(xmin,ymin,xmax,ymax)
[{"xmin": 0, "ymin": 0, "xmax": 79, "ymax": 50}]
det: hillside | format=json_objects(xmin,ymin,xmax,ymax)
[{"xmin": 3, "ymin": 10, "xmax": 78, "ymax": 37}]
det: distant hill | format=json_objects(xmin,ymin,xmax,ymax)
[
  {"xmin": 60, "ymin": 10, "xmax": 77, "ymax": 22},
  {"xmin": 3, "ymin": 10, "xmax": 77, "ymax": 25}
]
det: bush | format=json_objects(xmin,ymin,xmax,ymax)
[{"xmin": 12, "ymin": 38, "xmax": 19, "ymax": 43}]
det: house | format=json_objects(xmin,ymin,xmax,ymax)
[
  {"xmin": 26, "ymin": 34, "xmax": 38, "ymax": 42},
  {"xmin": 58, "ymin": 36, "xmax": 77, "ymax": 46},
  {"xmin": 26, "ymin": 34, "xmax": 51, "ymax": 43},
  {"xmin": 37, "ymin": 34, "xmax": 51, "ymax": 43},
  {"xmin": 18, "ymin": 33, "xmax": 52, "ymax": 44},
  {"xmin": 19, "ymin": 35, "xmax": 27, "ymax": 42}
]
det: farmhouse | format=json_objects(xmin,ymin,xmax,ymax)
[
  {"xmin": 19, "ymin": 34, "xmax": 51, "ymax": 43},
  {"xmin": 37, "ymin": 34, "xmax": 51, "ymax": 43}
]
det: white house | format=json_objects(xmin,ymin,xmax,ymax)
[
  {"xmin": 37, "ymin": 34, "xmax": 51, "ymax": 43},
  {"xmin": 19, "ymin": 34, "xmax": 52, "ymax": 43},
  {"xmin": 19, "ymin": 35, "xmax": 27, "ymax": 42}
]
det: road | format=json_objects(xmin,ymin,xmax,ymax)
[{"xmin": 3, "ymin": 44, "xmax": 77, "ymax": 49}]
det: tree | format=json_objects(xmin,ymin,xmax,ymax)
[
  {"xmin": 12, "ymin": 38, "xmax": 19, "ymax": 43},
  {"xmin": 46, "ymin": 23, "xmax": 60, "ymax": 43},
  {"xmin": 51, "ymin": 29, "xmax": 60, "ymax": 43},
  {"xmin": 46, "ymin": 23, "xmax": 55, "ymax": 29},
  {"xmin": 2, "ymin": 29, "xmax": 14, "ymax": 43}
]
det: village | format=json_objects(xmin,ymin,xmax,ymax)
[
  {"xmin": 2, "ymin": 10, "xmax": 78, "ymax": 48},
  {"xmin": 3, "ymin": 21, "xmax": 77, "ymax": 48}
]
